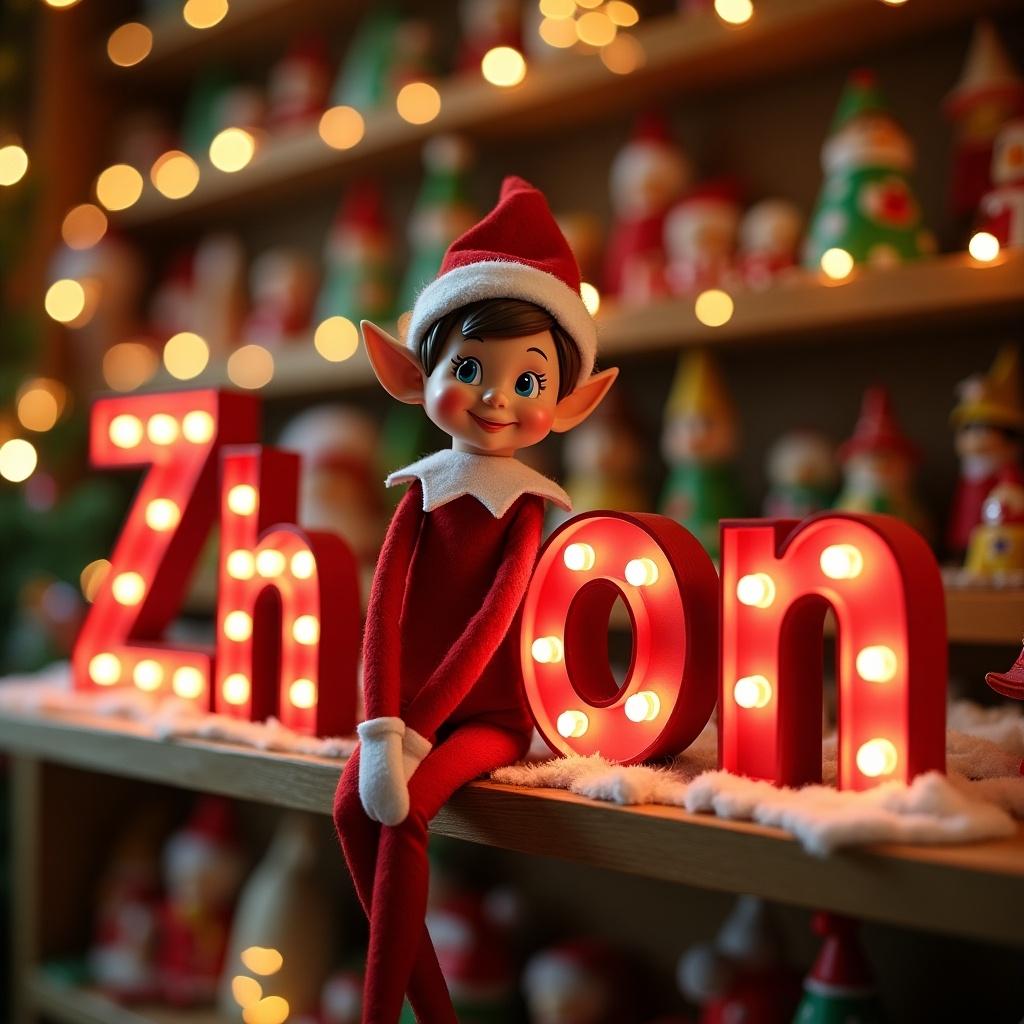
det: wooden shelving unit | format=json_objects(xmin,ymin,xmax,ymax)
[
  {"xmin": 1, "ymin": 707, "xmax": 1022, "ymax": 955},
  {"xmin": 29, "ymin": 974, "xmax": 220, "ymax": 1024}
]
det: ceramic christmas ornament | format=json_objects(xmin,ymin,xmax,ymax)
[
  {"xmin": 149, "ymin": 249, "xmax": 196, "ymax": 342},
  {"xmin": 192, "ymin": 233, "xmax": 247, "ymax": 356},
  {"xmin": 244, "ymin": 247, "xmax": 319, "ymax": 346},
  {"xmin": 316, "ymin": 180, "xmax": 397, "ymax": 326},
  {"xmin": 975, "ymin": 117, "xmax": 1024, "ymax": 248},
  {"xmin": 659, "ymin": 349, "xmax": 744, "ymax": 560},
  {"xmin": 523, "ymin": 940, "xmax": 633, "ymax": 1024},
  {"xmin": 964, "ymin": 466, "xmax": 1024, "ymax": 581},
  {"xmin": 834, "ymin": 386, "xmax": 931, "ymax": 539},
  {"xmin": 458, "ymin": 0, "xmax": 523, "ymax": 74},
  {"xmin": 267, "ymin": 36, "xmax": 332, "ymax": 130},
  {"xmin": 791, "ymin": 913, "xmax": 884, "ymax": 1024},
  {"xmin": 804, "ymin": 69, "xmax": 935, "ymax": 269},
  {"xmin": 737, "ymin": 199, "xmax": 804, "ymax": 289},
  {"xmin": 332, "ymin": 175, "xmax": 616, "ymax": 1023},
  {"xmin": 158, "ymin": 797, "xmax": 245, "ymax": 1007},
  {"xmin": 945, "ymin": 20, "xmax": 1024, "ymax": 223},
  {"xmin": 948, "ymin": 345, "xmax": 1024, "ymax": 557},
  {"xmin": 664, "ymin": 181, "xmax": 741, "ymax": 295},
  {"xmin": 763, "ymin": 430, "xmax": 838, "ymax": 519},
  {"xmin": 605, "ymin": 112, "xmax": 693, "ymax": 303},
  {"xmin": 398, "ymin": 135, "xmax": 479, "ymax": 312}
]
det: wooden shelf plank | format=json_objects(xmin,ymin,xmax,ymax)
[
  {"xmin": 1, "ymin": 708, "xmax": 1022, "ymax": 948},
  {"xmin": 943, "ymin": 585, "xmax": 1024, "ymax": 647},
  {"xmin": 30, "ymin": 974, "xmax": 221, "ymax": 1024},
  {"xmin": 113, "ymin": 0, "xmax": 1009, "ymax": 229}
]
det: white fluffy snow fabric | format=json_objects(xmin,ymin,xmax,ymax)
[
  {"xmin": 357, "ymin": 716, "xmax": 411, "ymax": 825},
  {"xmin": 405, "ymin": 259, "xmax": 598, "ymax": 384},
  {"xmin": 402, "ymin": 724, "xmax": 433, "ymax": 782}
]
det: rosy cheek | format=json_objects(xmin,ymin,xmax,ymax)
[
  {"xmin": 436, "ymin": 384, "xmax": 469, "ymax": 418},
  {"xmin": 518, "ymin": 403, "xmax": 555, "ymax": 435}
]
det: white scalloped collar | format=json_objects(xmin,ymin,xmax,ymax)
[{"xmin": 386, "ymin": 449, "xmax": 572, "ymax": 519}]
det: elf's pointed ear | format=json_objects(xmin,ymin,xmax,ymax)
[
  {"xmin": 551, "ymin": 367, "xmax": 619, "ymax": 434},
  {"xmin": 361, "ymin": 320, "xmax": 425, "ymax": 405}
]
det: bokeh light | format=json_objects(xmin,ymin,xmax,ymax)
[
  {"xmin": 481, "ymin": 47, "xmax": 527, "ymax": 87},
  {"xmin": 539, "ymin": 17, "xmax": 577, "ymax": 48},
  {"xmin": 227, "ymin": 344, "xmax": 274, "ymax": 389},
  {"xmin": 183, "ymin": 0, "xmax": 229, "ymax": 29},
  {"xmin": 0, "ymin": 439, "xmax": 38, "ymax": 483},
  {"xmin": 151, "ymin": 150, "xmax": 201, "ymax": 199},
  {"xmin": 714, "ymin": 0, "xmax": 754, "ymax": 25},
  {"xmin": 103, "ymin": 342, "xmax": 159, "ymax": 392},
  {"xmin": 318, "ymin": 106, "xmax": 365, "ymax": 150},
  {"xmin": 0, "ymin": 144, "xmax": 29, "ymax": 187},
  {"xmin": 62, "ymin": 204, "xmax": 108, "ymax": 249},
  {"xmin": 16, "ymin": 378, "xmax": 67, "ymax": 433},
  {"xmin": 209, "ymin": 128, "xmax": 256, "ymax": 172},
  {"xmin": 576, "ymin": 10, "xmax": 617, "ymax": 47},
  {"xmin": 96, "ymin": 164, "xmax": 144, "ymax": 211},
  {"xmin": 44, "ymin": 279, "xmax": 86, "ymax": 323},
  {"xmin": 396, "ymin": 82, "xmax": 441, "ymax": 125},
  {"xmin": 163, "ymin": 332, "xmax": 210, "ymax": 380},
  {"xmin": 600, "ymin": 33, "xmax": 645, "ymax": 74},
  {"xmin": 694, "ymin": 288, "xmax": 735, "ymax": 327},
  {"xmin": 107, "ymin": 22, "xmax": 153, "ymax": 67},
  {"xmin": 314, "ymin": 317, "xmax": 359, "ymax": 362}
]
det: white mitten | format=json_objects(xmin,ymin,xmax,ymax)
[
  {"xmin": 402, "ymin": 726, "xmax": 433, "ymax": 783},
  {"xmin": 357, "ymin": 717, "xmax": 409, "ymax": 825}
]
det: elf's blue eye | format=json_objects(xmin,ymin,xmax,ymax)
[
  {"xmin": 515, "ymin": 372, "xmax": 543, "ymax": 398},
  {"xmin": 452, "ymin": 357, "xmax": 481, "ymax": 384}
]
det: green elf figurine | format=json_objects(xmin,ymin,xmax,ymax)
[
  {"xmin": 804, "ymin": 69, "xmax": 935, "ymax": 269},
  {"xmin": 659, "ymin": 350, "xmax": 745, "ymax": 560}
]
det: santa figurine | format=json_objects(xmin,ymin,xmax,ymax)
[
  {"xmin": 945, "ymin": 20, "xmax": 1024, "ymax": 225},
  {"xmin": 332, "ymin": 176, "xmax": 617, "ymax": 1024},
  {"xmin": 158, "ymin": 797, "xmax": 245, "ymax": 1007},
  {"xmin": 963, "ymin": 466, "xmax": 1024, "ymax": 583},
  {"xmin": 659, "ymin": 350, "xmax": 745, "ymax": 560},
  {"xmin": 605, "ymin": 112, "xmax": 693, "ymax": 304},
  {"xmin": 192, "ymin": 233, "xmax": 247, "ymax": 357},
  {"xmin": 664, "ymin": 181, "xmax": 741, "ymax": 296},
  {"xmin": 763, "ymin": 429, "xmax": 838, "ymax": 519},
  {"xmin": 267, "ymin": 36, "xmax": 332, "ymax": 131},
  {"xmin": 244, "ymin": 247, "xmax": 319, "ymax": 346},
  {"xmin": 457, "ymin": 0, "xmax": 522, "ymax": 74},
  {"xmin": 804, "ymin": 69, "xmax": 935, "ymax": 270},
  {"xmin": 523, "ymin": 940, "xmax": 633, "ymax": 1024},
  {"xmin": 948, "ymin": 345, "xmax": 1024, "ymax": 558},
  {"xmin": 735, "ymin": 198, "xmax": 804, "ymax": 289},
  {"xmin": 975, "ymin": 117, "xmax": 1024, "ymax": 249},
  {"xmin": 834, "ymin": 386, "xmax": 931, "ymax": 540}
]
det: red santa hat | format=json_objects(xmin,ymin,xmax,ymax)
[
  {"xmin": 804, "ymin": 913, "xmax": 875, "ymax": 996},
  {"xmin": 405, "ymin": 175, "xmax": 597, "ymax": 384},
  {"xmin": 838, "ymin": 386, "xmax": 920, "ymax": 463}
]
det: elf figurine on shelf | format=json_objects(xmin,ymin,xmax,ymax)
[
  {"xmin": 332, "ymin": 177, "xmax": 617, "ymax": 1024},
  {"xmin": 975, "ymin": 117, "xmax": 1024, "ymax": 249}
]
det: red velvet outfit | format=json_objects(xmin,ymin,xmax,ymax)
[{"xmin": 333, "ymin": 451, "xmax": 570, "ymax": 1023}]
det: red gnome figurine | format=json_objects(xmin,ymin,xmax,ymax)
[{"xmin": 332, "ymin": 176, "xmax": 617, "ymax": 1023}]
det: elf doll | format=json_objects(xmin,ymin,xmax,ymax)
[{"xmin": 332, "ymin": 176, "xmax": 617, "ymax": 1024}]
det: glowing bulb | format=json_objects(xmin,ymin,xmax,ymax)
[
  {"xmin": 714, "ymin": 0, "xmax": 754, "ymax": 24},
  {"xmin": 557, "ymin": 709, "xmax": 589, "ymax": 738},
  {"xmin": 241, "ymin": 946, "xmax": 284, "ymax": 976},
  {"xmin": 80, "ymin": 558, "xmax": 111, "ymax": 602},
  {"xmin": 736, "ymin": 573, "xmax": 776, "ymax": 608},
  {"xmin": 151, "ymin": 150, "xmax": 200, "ymax": 199},
  {"xmin": 62, "ymin": 203, "xmax": 108, "ymax": 249},
  {"xmin": 292, "ymin": 615, "xmax": 320, "ymax": 645},
  {"xmin": 183, "ymin": 0, "xmax": 229, "ymax": 29},
  {"xmin": 820, "ymin": 247, "xmax": 854, "ymax": 280},
  {"xmin": 624, "ymin": 557, "xmax": 659, "ymax": 587},
  {"xmin": 314, "ymin": 317, "xmax": 359, "ymax": 362},
  {"xmin": 538, "ymin": 16, "xmax": 577, "ymax": 48},
  {"xmin": 243, "ymin": 995, "xmax": 290, "ymax": 1024},
  {"xmin": 227, "ymin": 549, "xmax": 256, "ymax": 580},
  {"xmin": 209, "ymin": 128, "xmax": 256, "ymax": 173},
  {"xmin": 223, "ymin": 673, "xmax": 251, "ymax": 705},
  {"xmin": 396, "ymin": 82, "xmax": 441, "ymax": 125},
  {"xmin": 256, "ymin": 549, "xmax": 286, "ymax": 577},
  {"xmin": 107, "ymin": 22, "xmax": 153, "ymax": 67},
  {"xmin": 145, "ymin": 498, "xmax": 181, "ymax": 532},
  {"xmin": 694, "ymin": 288, "xmax": 734, "ymax": 327},
  {"xmin": 223, "ymin": 610, "xmax": 254, "ymax": 642},
  {"xmin": 133, "ymin": 659, "xmax": 164, "ymax": 692},
  {"xmin": 182, "ymin": 409, "xmax": 215, "ymax": 443},
  {"xmin": 172, "ymin": 666, "xmax": 205, "ymax": 700},
  {"xmin": 103, "ymin": 341, "xmax": 159, "ymax": 392},
  {"xmin": 539, "ymin": 0, "xmax": 574, "ymax": 17},
  {"xmin": 580, "ymin": 282, "xmax": 600, "ymax": 316},
  {"xmin": 89, "ymin": 652, "xmax": 122, "ymax": 686},
  {"xmin": 147, "ymin": 413, "xmax": 180, "ymax": 445},
  {"xmin": 109, "ymin": 414, "xmax": 144, "ymax": 449},
  {"xmin": 607, "ymin": 1, "xmax": 640, "ymax": 26},
  {"xmin": 227, "ymin": 484, "xmax": 258, "ymax": 515},
  {"xmin": 318, "ymin": 106, "xmax": 365, "ymax": 150},
  {"xmin": 576, "ymin": 10, "xmax": 617, "ymax": 46},
  {"xmin": 481, "ymin": 46, "xmax": 527, "ymax": 87},
  {"xmin": 599, "ymin": 33, "xmax": 645, "ymax": 74},
  {"xmin": 531, "ymin": 636, "xmax": 564, "ymax": 664},
  {"xmin": 563, "ymin": 543, "xmax": 596, "ymax": 571},
  {"xmin": 290, "ymin": 550, "xmax": 315, "ymax": 579},
  {"xmin": 95, "ymin": 164, "xmax": 144, "ymax": 211},
  {"xmin": 733, "ymin": 674, "xmax": 772, "ymax": 709},
  {"xmin": 232, "ymin": 975, "xmax": 263, "ymax": 1009},
  {"xmin": 163, "ymin": 332, "xmax": 210, "ymax": 380},
  {"xmin": 16, "ymin": 389, "xmax": 58, "ymax": 433},
  {"xmin": 227, "ymin": 344, "xmax": 274, "ymax": 389},
  {"xmin": 112, "ymin": 571, "xmax": 146, "ymax": 606},
  {"xmin": 0, "ymin": 439, "xmax": 37, "ymax": 483},
  {"xmin": 0, "ymin": 144, "xmax": 28, "ymax": 186},
  {"xmin": 44, "ymin": 279, "xmax": 86, "ymax": 323},
  {"xmin": 819, "ymin": 544, "xmax": 864, "ymax": 580},
  {"xmin": 624, "ymin": 690, "xmax": 661, "ymax": 722},
  {"xmin": 968, "ymin": 231, "xmax": 1000, "ymax": 263},
  {"xmin": 856, "ymin": 738, "xmax": 898, "ymax": 778},
  {"xmin": 856, "ymin": 645, "xmax": 898, "ymax": 683},
  {"xmin": 289, "ymin": 678, "xmax": 317, "ymax": 709},
  {"xmin": 43, "ymin": 0, "xmax": 81, "ymax": 8}
]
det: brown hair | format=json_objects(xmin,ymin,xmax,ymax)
[{"xmin": 418, "ymin": 298, "xmax": 581, "ymax": 401}]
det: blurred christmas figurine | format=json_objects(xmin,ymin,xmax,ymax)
[
  {"xmin": 736, "ymin": 199, "xmax": 804, "ymax": 289},
  {"xmin": 834, "ymin": 386, "xmax": 930, "ymax": 538},
  {"xmin": 948, "ymin": 345, "xmax": 1024, "ymax": 558},
  {"xmin": 268, "ymin": 36, "xmax": 331, "ymax": 130},
  {"xmin": 963, "ymin": 466, "xmax": 1024, "ymax": 583},
  {"xmin": 659, "ymin": 350, "xmax": 744, "ymax": 560},
  {"xmin": 804, "ymin": 69, "xmax": 934, "ymax": 270},
  {"xmin": 763, "ymin": 430, "xmax": 838, "ymax": 519},
  {"xmin": 792, "ymin": 913, "xmax": 884, "ymax": 1024},
  {"xmin": 975, "ymin": 117, "xmax": 1024, "ymax": 250},
  {"xmin": 523, "ymin": 941, "xmax": 633, "ymax": 1024},
  {"xmin": 244, "ymin": 247, "xmax": 318, "ymax": 346},
  {"xmin": 457, "ymin": 0, "xmax": 522, "ymax": 73},
  {"xmin": 664, "ymin": 181, "xmax": 741, "ymax": 295}
]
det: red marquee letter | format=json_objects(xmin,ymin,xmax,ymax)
[
  {"xmin": 719, "ymin": 514, "xmax": 946, "ymax": 791},
  {"xmin": 216, "ymin": 446, "xmax": 360, "ymax": 736},
  {"xmin": 73, "ymin": 390, "xmax": 260, "ymax": 706},
  {"xmin": 521, "ymin": 512, "xmax": 719, "ymax": 764}
]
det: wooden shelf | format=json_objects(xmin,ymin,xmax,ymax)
[
  {"xmin": 112, "ymin": 0, "xmax": 1008, "ymax": 229},
  {"xmin": 29, "ymin": 974, "xmax": 220, "ymax": 1024},
  {"xmin": 2, "ymin": 706, "xmax": 1023, "ymax": 949},
  {"xmin": 943, "ymin": 584, "xmax": 1024, "ymax": 646}
]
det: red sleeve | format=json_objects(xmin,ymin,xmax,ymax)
[
  {"xmin": 402, "ymin": 495, "xmax": 545, "ymax": 739},
  {"xmin": 362, "ymin": 483, "xmax": 424, "ymax": 721}
]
